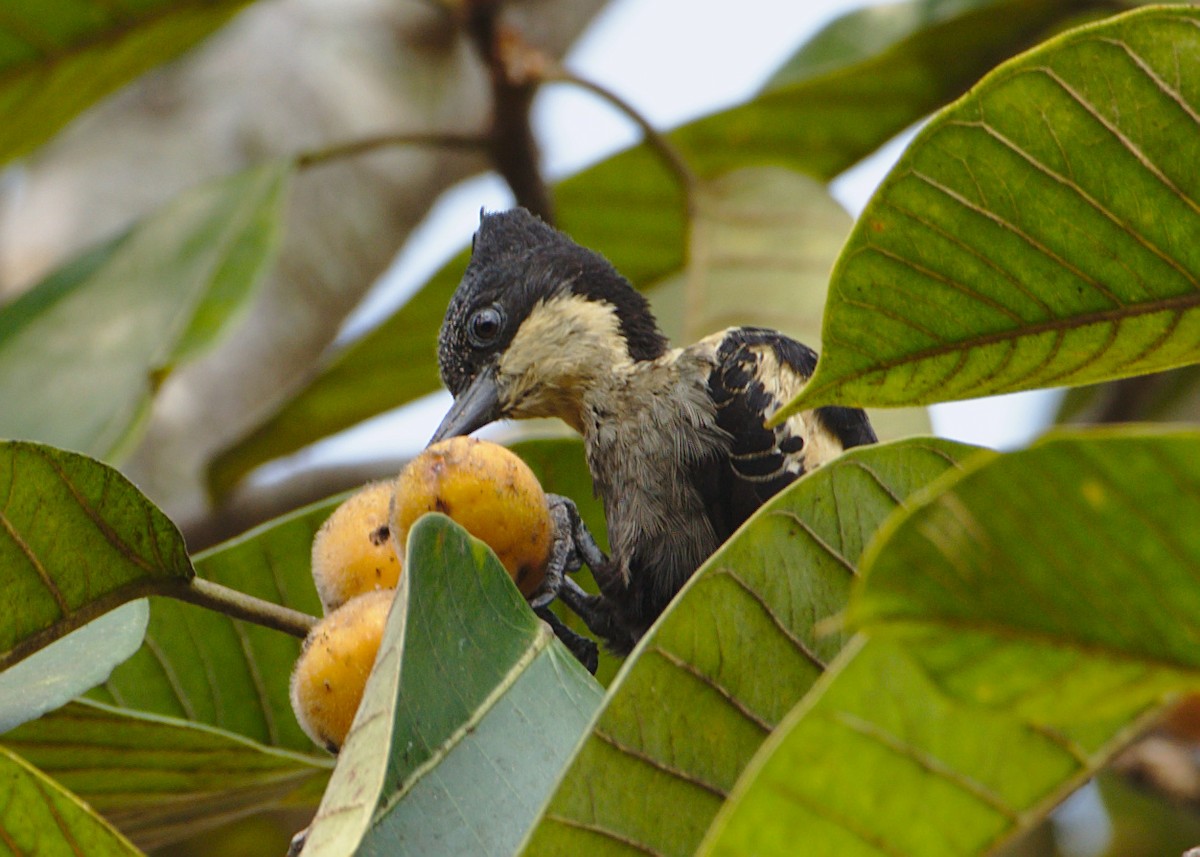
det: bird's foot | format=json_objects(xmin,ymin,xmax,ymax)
[
  {"xmin": 534, "ymin": 606, "xmax": 599, "ymax": 674},
  {"xmin": 528, "ymin": 494, "xmax": 635, "ymax": 661},
  {"xmin": 547, "ymin": 493, "xmax": 609, "ymax": 572},
  {"xmin": 527, "ymin": 495, "xmax": 584, "ymax": 610}
]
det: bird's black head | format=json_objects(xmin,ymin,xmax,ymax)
[{"xmin": 431, "ymin": 208, "xmax": 668, "ymax": 443}]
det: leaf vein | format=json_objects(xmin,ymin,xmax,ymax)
[
  {"xmin": 591, "ymin": 728, "xmax": 728, "ymax": 799},
  {"xmin": 710, "ymin": 568, "xmax": 827, "ymax": 671},
  {"xmin": 1033, "ymin": 66, "xmax": 1200, "ymax": 218},
  {"xmin": 957, "ymin": 119, "xmax": 1200, "ymax": 291},
  {"xmin": 0, "ymin": 507, "xmax": 68, "ymax": 615},
  {"xmin": 766, "ymin": 509, "xmax": 857, "ymax": 576},
  {"xmin": 830, "ymin": 711, "xmax": 1023, "ymax": 821},
  {"xmin": 649, "ymin": 645, "xmax": 773, "ymax": 733},
  {"xmin": 910, "ymin": 169, "xmax": 1125, "ymax": 307},
  {"xmin": 544, "ymin": 814, "xmax": 665, "ymax": 856}
]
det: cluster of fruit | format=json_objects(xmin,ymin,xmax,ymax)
[{"xmin": 288, "ymin": 437, "xmax": 554, "ymax": 751}]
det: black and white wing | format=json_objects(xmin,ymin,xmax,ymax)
[{"xmin": 700, "ymin": 327, "xmax": 876, "ymax": 538}]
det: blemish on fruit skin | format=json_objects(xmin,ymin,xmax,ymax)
[{"xmin": 368, "ymin": 524, "xmax": 390, "ymax": 546}]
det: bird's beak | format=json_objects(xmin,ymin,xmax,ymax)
[{"xmin": 429, "ymin": 367, "xmax": 502, "ymax": 446}]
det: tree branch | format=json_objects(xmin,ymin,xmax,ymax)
[
  {"xmin": 465, "ymin": 1, "xmax": 555, "ymax": 222},
  {"xmin": 543, "ymin": 63, "xmax": 699, "ymax": 206},
  {"xmin": 295, "ymin": 132, "xmax": 489, "ymax": 170}
]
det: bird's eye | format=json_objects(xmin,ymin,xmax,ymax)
[{"xmin": 468, "ymin": 305, "xmax": 504, "ymax": 347}]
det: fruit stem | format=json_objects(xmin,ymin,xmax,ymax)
[{"xmin": 171, "ymin": 578, "xmax": 318, "ymax": 639}]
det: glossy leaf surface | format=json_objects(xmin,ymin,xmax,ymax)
[
  {"xmin": 702, "ymin": 429, "xmax": 1200, "ymax": 856},
  {"xmin": 784, "ymin": 8, "xmax": 1200, "ymax": 415}
]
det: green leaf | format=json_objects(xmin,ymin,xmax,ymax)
[
  {"xmin": 0, "ymin": 742, "xmax": 143, "ymax": 857},
  {"xmin": 700, "ymin": 428, "xmax": 1200, "ymax": 857},
  {"xmin": 520, "ymin": 438, "xmax": 979, "ymax": 857},
  {"xmin": 3, "ymin": 699, "xmax": 330, "ymax": 854},
  {"xmin": 0, "ymin": 601, "xmax": 147, "ymax": 734},
  {"xmin": 300, "ymin": 514, "xmax": 603, "ymax": 857},
  {"xmin": 853, "ymin": 429, "xmax": 1200, "ymax": 666},
  {"xmin": 649, "ymin": 167, "xmax": 851, "ymax": 347},
  {"xmin": 0, "ymin": 442, "xmax": 191, "ymax": 673},
  {"xmin": 782, "ymin": 8, "xmax": 1200, "ymax": 416},
  {"xmin": 204, "ymin": 0, "xmax": 1092, "ymax": 496},
  {"xmin": 0, "ymin": 1, "xmax": 255, "ymax": 166},
  {"xmin": 0, "ymin": 162, "xmax": 290, "ymax": 459}
]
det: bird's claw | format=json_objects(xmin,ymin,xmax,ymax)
[
  {"xmin": 526, "ymin": 494, "xmax": 617, "ymax": 671},
  {"xmin": 527, "ymin": 495, "xmax": 582, "ymax": 609},
  {"xmin": 535, "ymin": 606, "xmax": 599, "ymax": 674}
]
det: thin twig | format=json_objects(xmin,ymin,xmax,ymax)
[
  {"xmin": 543, "ymin": 62, "xmax": 699, "ymax": 207},
  {"xmin": 295, "ymin": 132, "xmax": 489, "ymax": 170},
  {"xmin": 170, "ymin": 577, "xmax": 318, "ymax": 639},
  {"xmin": 465, "ymin": 2, "xmax": 555, "ymax": 222}
]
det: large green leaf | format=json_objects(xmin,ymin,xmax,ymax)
[
  {"xmin": 782, "ymin": 8, "xmax": 1200, "ymax": 417},
  {"xmin": 10, "ymin": 496, "xmax": 337, "ymax": 849},
  {"xmin": 700, "ymin": 429, "xmax": 1200, "ymax": 856},
  {"xmin": 205, "ymin": 0, "xmax": 1097, "ymax": 496},
  {"xmin": 0, "ymin": 442, "xmax": 191, "ymax": 673},
  {"xmin": 0, "ymin": 1, "xmax": 255, "ymax": 166},
  {"xmin": 852, "ymin": 430, "xmax": 1200, "ymax": 663},
  {"xmin": 3, "ymin": 700, "xmax": 329, "ymax": 854},
  {"xmin": 0, "ymin": 742, "xmax": 143, "ymax": 857},
  {"xmin": 0, "ymin": 162, "xmax": 289, "ymax": 460},
  {"xmin": 520, "ymin": 438, "xmax": 979, "ymax": 857},
  {"xmin": 300, "ymin": 514, "xmax": 603, "ymax": 856}
]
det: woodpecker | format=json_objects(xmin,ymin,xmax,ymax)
[{"xmin": 430, "ymin": 208, "xmax": 876, "ymax": 658}]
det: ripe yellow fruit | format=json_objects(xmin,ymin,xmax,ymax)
[
  {"xmin": 391, "ymin": 437, "xmax": 552, "ymax": 596},
  {"xmin": 289, "ymin": 589, "xmax": 393, "ymax": 752},
  {"xmin": 311, "ymin": 480, "xmax": 402, "ymax": 614}
]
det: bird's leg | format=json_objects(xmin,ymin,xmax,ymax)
[
  {"xmin": 534, "ymin": 606, "xmax": 598, "ymax": 674},
  {"xmin": 527, "ymin": 495, "xmax": 584, "ymax": 610},
  {"xmin": 556, "ymin": 577, "xmax": 638, "ymax": 654},
  {"xmin": 544, "ymin": 494, "xmax": 625, "ymax": 600},
  {"xmin": 532, "ymin": 494, "xmax": 637, "ymax": 655}
]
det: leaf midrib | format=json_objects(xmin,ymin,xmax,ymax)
[
  {"xmin": 806, "ymin": 288, "xmax": 1200, "ymax": 406},
  {"xmin": 373, "ymin": 622, "xmax": 556, "ymax": 819}
]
